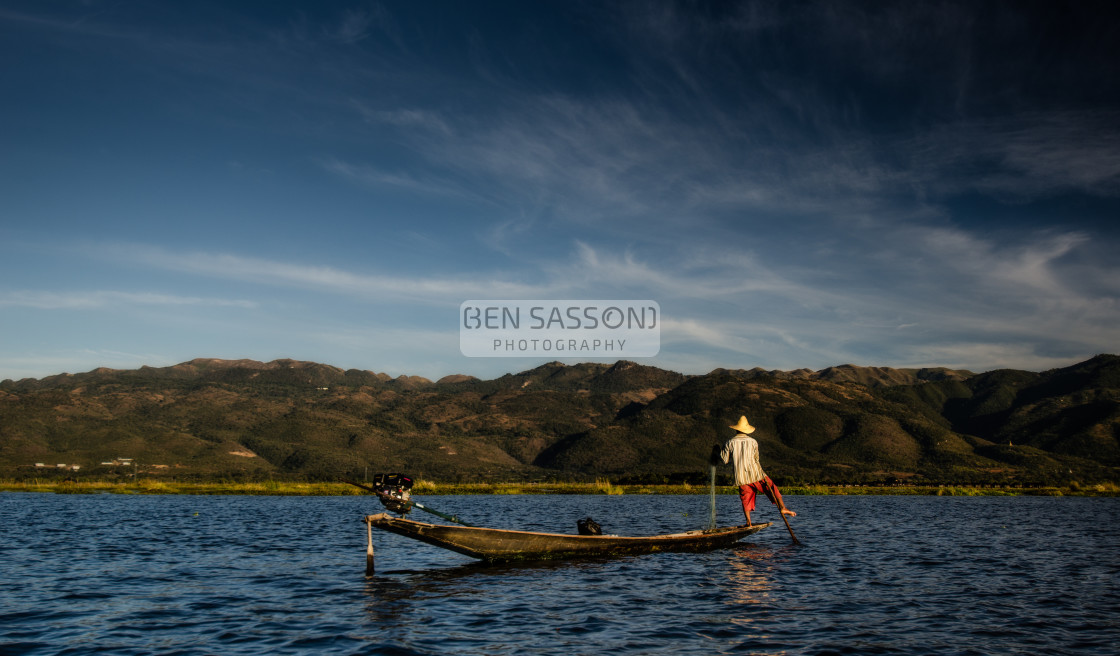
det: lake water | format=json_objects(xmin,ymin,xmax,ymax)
[{"xmin": 1, "ymin": 492, "xmax": 1117, "ymax": 655}]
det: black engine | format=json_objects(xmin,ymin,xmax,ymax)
[{"xmin": 373, "ymin": 473, "xmax": 414, "ymax": 515}]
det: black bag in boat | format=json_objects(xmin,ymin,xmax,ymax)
[{"xmin": 577, "ymin": 517, "xmax": 602, "ymax": 535}]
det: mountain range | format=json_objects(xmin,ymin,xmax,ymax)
[{"xmin": 2, "ymin": 355, "xmax": 1117, "ymax": 485}]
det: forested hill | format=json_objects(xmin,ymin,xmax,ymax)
[{"xmin": 2, "ymin": 356, "xmax": 1118, "ymax": 485}]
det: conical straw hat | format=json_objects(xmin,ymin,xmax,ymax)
[{"xmin": 729, "ymin": 415, "xmax": 756, "ymax": 434}]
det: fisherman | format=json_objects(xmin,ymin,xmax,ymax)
[{"xmin": 711, "ymin": 415, "xmax": 796, "ymax": 526}]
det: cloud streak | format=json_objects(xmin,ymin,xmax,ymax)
[
  {"xmin": 0, "ymin": 290, "xmax": 257, "ymax": 310},
  {"xmin": 85, "ymin": 224, "xmax": 1119, "ymax": 375},
  {"xmin": 106, "ymin": 244, "xmax": 548, "ymax": 303}
]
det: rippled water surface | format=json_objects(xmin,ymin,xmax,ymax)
[{"xmin": 2, "ymin": 492, "xmax": 1118, "ymax": 655}]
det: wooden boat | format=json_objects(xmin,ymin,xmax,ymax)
[{"xmin": 364, "ymin": 512, "xmax": 770, "ymax": 562}]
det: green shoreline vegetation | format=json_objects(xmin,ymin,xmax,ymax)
[{"xmin": 1, "ymin": 478, "xmax": 1116, "ymax": 497}]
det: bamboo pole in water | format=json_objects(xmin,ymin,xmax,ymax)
[
  {"xmin": 365, "ymin": 516, "xmax": 375, "ymax": 576},
  {"xmin": 708, "ymin": 465, "xmax": 718, "ymax": 531}
]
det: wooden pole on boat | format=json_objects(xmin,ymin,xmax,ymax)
[
  {"xmin": 764, "ymin": 478, "xmax": 801, "ymax": 545},
  {"xmin": 707, "ymin": 464, "xmax": 718, "ymax": 531},
  {"xmin": 365, "ymin": 515, "xmax": 376, "ymax": 576}
]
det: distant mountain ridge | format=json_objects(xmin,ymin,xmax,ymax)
[
  {"xmin": 4, "ymin": 357, "xmax": 969, "ymax": 390},
  {"xmin": 711, "ymin": 364, "xmax": 974, "ymax": 387},
  {"xmin": 1, "ymin": 355, "xmax": 1116, "ymax": 485}
]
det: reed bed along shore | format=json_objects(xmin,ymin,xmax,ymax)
[{"xmin": 1, "ymin": 478, "xmax": 1116, "ymax": 497}]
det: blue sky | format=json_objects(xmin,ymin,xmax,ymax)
[{"xmin": 2, "ymin": 1, "xmax": 1118, "ymax": 382}]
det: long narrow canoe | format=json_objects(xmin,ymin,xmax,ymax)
[{"xmin": 365, "ymin": 512, "xmax": 770, "ymax": 562}]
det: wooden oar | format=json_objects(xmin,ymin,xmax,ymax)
[{"xmin": 763, "ymin": 478, "xmax": 801, "ymax": 545}]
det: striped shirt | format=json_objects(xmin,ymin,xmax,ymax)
[{"xmin": 718, "ymin": 434, "xmax": 765, "ymax": 485}]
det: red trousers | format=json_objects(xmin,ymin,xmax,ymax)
[{"xmin": 738, "ymin": 476, "xmax": 784, "ymax": 519}]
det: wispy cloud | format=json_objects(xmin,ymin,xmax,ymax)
[
  {"xmin": 547, "ymin": 241, "xmax": 833, "ymax": 304},
  {"xmin": 352, "ymin": 102, "xmax": 453, "ymax": 134},
  {"xmin": 104, "ymin": 228, "xmax": 1119, "ymax": 372},
  {"xmin": 309, "ymin": 2, "xmax": 1119, "ymax": 249},
  {"xmin": 0, "ymin": 349, "xmax": 180, "ymax": 381},
  {"xmin": 906, "ymin": 112, "xmax": 1120, "ymax": 200},
  {"xmin": 613, "ymin": 222, "xmax": 1118, "ymax": 372},
  {"xmin": 329, "ymin": 8, "xmax": 374, "ymax": 44},
  {"xmin": 0, "ymin": 290, "xmax": 257, "ymax": 310},
  {"xmin": 316, "ymin": 157, "xmax": 471, "ymax": 200},
  {"xmin": 105, "ymin": 243, "xmax": 547, "ymax": 302},
  {"xmin": 325, "ymin": 88, "xmax": 1118, "ymax": 260}
]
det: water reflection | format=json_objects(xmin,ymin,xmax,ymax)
[
  {"xmin": 361, "ymin": 552, "xmax": 652, "ymax": 654},
  {"xmin": 722, "ymin": 543, "xmax": 777, "ymax": 607},
  {"xmin": 361, "ymin": 557, "xmax": 617, "ymax": 619}
]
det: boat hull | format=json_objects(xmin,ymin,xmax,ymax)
[{"xmin": 365, "ymin": 513, "xmax": 770, "ymax": 562}]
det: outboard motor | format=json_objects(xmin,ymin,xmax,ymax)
[{"xmin": 373, "ymin": 473, "xmax": 413, "ymax": 515}]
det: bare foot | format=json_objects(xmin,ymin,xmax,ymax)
[{"xmin": 781, "ymin": 508, "xmax": 797, "ymax": 517}]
